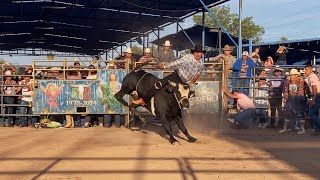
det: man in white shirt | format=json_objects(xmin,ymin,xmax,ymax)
[
  {"xmin": 223, "ymin": 89, "xmax": 256, "ymax": 129},
  {"xmin": 304, "ymin": 65, "xmax": 320, "ymax": 135},
  {"xmin": 16, "ymin": 74, "xmax": 36, "ymax": 127}
]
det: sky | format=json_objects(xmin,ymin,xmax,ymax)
[{"xmin": 2, "ymin": 0, "xmax": 320, "ymax": 64}]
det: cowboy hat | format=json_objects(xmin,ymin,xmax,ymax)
[
  {"xmin": 4, "ymin": 70, "xmax": 12, "ymax": 76},
  {"xmin": 163, "ymin": 40, "xmax": 172, "ymax": 47},
  {"xmin": 191, "ymin": 44, "xmax": 206, "ymax": 54},
  {"xmin": 289, "ymin": 68, "xmax": 300, "ymax": 75},
  {"xmin": 124, "ymin": 47, "xmax": 133, "ymax": 54},
  {"xmin": 144, "ymin": 48, "xmax": 151, "ymax": 54},
  {"xmin": 273, "ymin": 66, "xmax": 284, "ymax": 72},
  {"xmin": 223, "ymin": 45, "xmax": 232, "ymax": 51}
]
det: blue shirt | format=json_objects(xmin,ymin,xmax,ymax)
[{"xmin": 232, "ymin": 58, "xmax": 256, "ymax": 77}]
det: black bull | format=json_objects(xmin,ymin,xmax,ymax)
[{"xmin": 114, "ymin": 70, "xmax": 197, "ymax": 144}]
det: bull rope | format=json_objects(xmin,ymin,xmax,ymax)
[
  {"xmin": 135, "ymin": 72, "xmax": 150, "ymax": 97},
  {"xmin": 173, "ymin": 92, "xmax": 181, "ymax": 110}
]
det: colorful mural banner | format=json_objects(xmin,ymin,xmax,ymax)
[
  {"xmin": 33, "ymin": 70, "xmax": 128, "ymax": 114},
  {"xmin": 96, "ymin": 70, "xmax": 128, "ymax": 114},
  {"xmin": 34, "ymin": 80, "xmax": 99, "ymax": 114},
  {"xmin": 188, "ymin": 81, "xmax": 221, "ymax": 114}
]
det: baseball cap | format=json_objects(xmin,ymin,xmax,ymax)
[{"xmin": 242, "ymin": 51, "xmax": 249, "ymax": 56}]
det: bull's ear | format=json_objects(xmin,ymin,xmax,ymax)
[{"xmin": 168, "ymin": 80, "xmax": 177, "ymax": 87}]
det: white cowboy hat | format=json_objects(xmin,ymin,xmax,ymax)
[
  {"xmin": 163, "ymin": 40, "xmax": 172, "ymax": 47},
  {"xmin": 274, "ymin": 66, "xmax": 284, "ymax": 72},
  {"xmin": 4, "ymin": 70, "xmax": 12, "ymax": 76},
  {"xmin": 144, "ymin": 48, "xmax": 151, "ymax": 54},
  {"xmin": 289, "ymin": 69, "xmax": 300, "ymax": 75},
  {"xmin": 124, "ymin": 47, "xmax": 133, "ymax": 54}
]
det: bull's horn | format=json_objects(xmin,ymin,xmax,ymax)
[{"xmin": 168, "ymin": 80, "xmax": 177, "ymax": 87}]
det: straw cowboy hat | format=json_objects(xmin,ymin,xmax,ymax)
[
  {"xmin": 191, "ymin": 44, "xmax": 206, "ymax": 54},
  {"xmin": 289, "ymin": 68, "xmax": 300, "ymax": 75},
  {"xmin": 50, "ymin": 67, "xmax": 61, "ymax": 72},
  {"xmin": 144, "ymin": 48, "xmax": 151, "ymax": 54},
  {"xmin": 124, "ymin": 47, "xmax": 133, "ymax": 54},
  {"xmin": 4, "ymin": 70, "xmax": 12, "ymax": 76},
  {"xmin": 223, "ymin": 45, "xmax": 232, "ymax": 51},
  {"xmin": 163, "ymin": 40, "xmax": 172, "ymax": 47},
  {"xmin": 273, "ymin": 66, "xmax": 284, "ymax": 72}
]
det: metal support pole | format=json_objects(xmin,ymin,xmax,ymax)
[
  {"xmin": 120, "ymin": 46, "xmax": 123, "ymax": 56},
  {"xmin": 147, "ymin": 34, "xmax": 149, "ymax": 48},
  {"xmin": 176, "ymin": 22, "xmax": 179, "ymax": 58},
  {"xmin": 238, "ymin": 0, "xmax": 243, "ymax": 58},
  {"xmin": 142, "ymin": 35, "xmax": 145, "ymax": 52},
  {"xmin": 112, "ymin": 49, "xmax": 114, "ymax": 59},
  {"xmin": 178, "ymin": 23, "xmax": 195, "ymax": 47},
  {"xmin": 249, "ymin": 38, "xmax": 253, "ymax": 55},
  {"xmin": 202, "ymin": 9, "xmax": 205, "ymax": 63},
  {"xmin": 218, "ymin": 28, "xmax": 222, "ymax": 54},
  {"xmin": 130, "ymin": 41, "xmax": 132, "ymax": 48},
  {"xmin": 157, "ymin": 29, "xmax": 160, "ymax": 51},
  {"xmin": 198, "ymin": 0, "xmax": 238, "ymax": 48}
]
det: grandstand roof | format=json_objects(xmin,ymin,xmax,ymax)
[
  {"xmin": 151, "ymin": 25, "xmax": 246, "ymax": 51},
  {"xmin": 0, "ymin": 0, "xmax": 229, "ymax": 55},
  {"xmin": 244, "ymin": 37, "xmax": 320, "ymax": 64}
]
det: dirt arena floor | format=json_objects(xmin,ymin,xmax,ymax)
[{"xmin": 0, "ymin": 115, "xmax": 319, "ymax": 180}]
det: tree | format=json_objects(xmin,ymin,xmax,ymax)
[
  {"xmin": 131, "ymin": 45, "xmax": 143, "ymax": 55},
  {"xmin": 131, "ymin": 45, "xmax": 160, "ymax": 58},
  {"xmin": 193, "ymin": 5, "xmax": 265, "ymax": 43},
  {"xmin": 279, "ymin": 37, "xmax": 288, "ymax": 42}
]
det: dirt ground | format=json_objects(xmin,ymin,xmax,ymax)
[{"xmin": 0, "ymin": 115, "xmax": 319, "ymax": 180}]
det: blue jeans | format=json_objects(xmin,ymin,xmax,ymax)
[
  {"xmin": 309, "ymin": 96, "xmax": 320, "ymax": 132},
  {"xmin": 234, "ymin": 108, "xmax": 256, "ymax": 128},
  {"xmin": 284, "ymin": 96, "xmax": 307, "ymax": 129},
  {"xmin": 19, "ymin": 100, "xmax": 33, "ymax": 126},
  {"xmin": 236, "ymin": 78, "xmax": 250, "ymax": 96},
  {"xmin": 4, "ymin": 97, "xmax": 16, "ymax": 126},
  {"xmin": 255, "ymin": 106, "xmax": 268, "ymax": 123}
]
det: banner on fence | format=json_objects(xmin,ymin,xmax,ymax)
[
  {"xmin": 33, "ymin": 70, "xmax": 128, "ymax": 114},
  {"xmin": 189, "ymin": 81, "xmax": 221, "ymax": 114}
]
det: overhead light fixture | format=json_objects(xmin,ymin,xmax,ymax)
[
  {"xmin": 12, "ymin": 0, "xmax": 52, "ymax": 3},
  {"xmin": 35, "ymin": 26, "xmax": 54, "ymax": 30},
  {"xmin": 0, "ymin": 16, "xmax": 14, "ymax": 19},
  {"xmin": 300, "ymin": 49, "xmax": 309, "ymax": 52},
  {"xmin": 42, "ymin": 6, "xmax": 66, "ymax": 10},
  {"xmin": 31, "ymin": 37, "xmax": 46, "ymax": 41}
]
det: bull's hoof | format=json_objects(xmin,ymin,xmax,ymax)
[
  {"xmin": 172, "ymin": 141, "xmax": 181, "ymax": 146},
  {"xmin": 188, "ymin": 137, "xmax": 197, "ymax": 143}
]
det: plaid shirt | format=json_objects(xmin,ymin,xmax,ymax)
[
  {"xmin": 165, "ymin": 54, "xmax": 204, "ymax": 83},
  {"xmin": 255, "ymin": 83, "xmax": 269, "ymax": 105}
]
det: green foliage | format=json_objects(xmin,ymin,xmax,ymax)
[
  {"xmin": 193, "ymin": 5, "xmax": 265, "ymax": 43},
  {"xmin": 131, "ymin": 45, "xmax": 159, "ymax": 57},
  {"xmin": 279, "ymin": 37, "xmax": 288, "ymax": 42}
]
